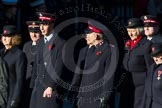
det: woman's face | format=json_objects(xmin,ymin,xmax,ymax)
[
  {"xmin": 1, "ymin": 36, "xmax": 12, "ymax": 46},
  {"xmin": 144, "ymin": 26, "xmax": 157, "ymax": 36},
  {"xmin": 153, "ymin": 55, "xmax": 162, "ymax": 65},
  {"xmin": 127, "ymin": 28, "xmax": 139, "ymax": 40},
  {"xmin": 85, "ymin": 32, "xmax": 97, "ymax": 46}
]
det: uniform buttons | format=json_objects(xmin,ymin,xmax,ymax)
[{"xmin": 44, "ymin": 62, "xmax": 47, "ymax": 66}]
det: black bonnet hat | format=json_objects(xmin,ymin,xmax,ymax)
[
  {"xmin": 126, "ymin": 18, "xmax": 143, "ymax": 28},
  {"xmin": 2, "ymin": 25, "xmax": 17, "ymax": 36},
  {"xmin": 151, "ymin": 43, "xmax": 162, "ymax": 57}
]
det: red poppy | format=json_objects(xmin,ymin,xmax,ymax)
[
  {"xmin": 48, "ymin": 44, "xmax": 53, "ymax": 51},
  {"xmin": 158, "ymin": 70, "xmax": 162, "ymax": 76},
  {"xmin": 125, "ymin": 40, "xmax": 131, "ymax": 48},
  {"xmin": 96, "ymin": 51, "xmax": 102, "ymax": 56}
]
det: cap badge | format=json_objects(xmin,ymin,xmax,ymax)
[
  {"xmin": 3, "ymin": 30, "xmax": 8, "ymax": 35},
  {"xmin": 129, "ymin": 21, "xmax": 131, "ymax": 25},
  {"xmin": 32, "ymin": 22, "xmax": 36, "ymax": 25},
  {"xmin": 144, "ymin": 16, "xmax": 147, "ymax": 20}
]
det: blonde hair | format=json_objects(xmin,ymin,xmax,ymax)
[
  {"xmin": 11, "ymin": 34, "xmax": 21, "ymax": 46},
  {"xmin": 136, "ymin": 27, "xmax": 144, "ymax": 36}
]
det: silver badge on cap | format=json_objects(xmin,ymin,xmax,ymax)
[
  {"xmin": 144, "ymin": 16, "xmax": 147, "ymax": 20},
  {"xmin": 129, "ymin": 21, "xmax": 131, "ymax": 25}
]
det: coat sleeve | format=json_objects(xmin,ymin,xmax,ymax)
[
  {"xmin": 0, "ymin": 58, "xmax": 8, "ymax": 105},
  {"xmin": 144, "ymin": 42, "xmax": 154, "ymax": 73},
  {"xmin": 100, "ymin": 45, "xmax": 116, "ymax": 107},
  {"xmin": 12, "ymin": 53, "xmax": 27, "ymax": 102}
]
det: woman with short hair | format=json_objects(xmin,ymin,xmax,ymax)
[
  {"xmin": 0, "ymin": 25, "xmax": 27, "ymax": 108},
  {"xmin": 121, "ymin": 18, "xmax": 154, "ymax": 108}
]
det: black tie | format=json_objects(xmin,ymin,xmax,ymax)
[{"xmin": 44, "ymin": 37, "xmax": 48, "ymax": 44}]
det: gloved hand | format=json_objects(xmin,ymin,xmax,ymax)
[
  {"xmin": 99, "ymin": 97, "xmax": 110, "ymax": 108},
  {"xmin": 11, "ymin": 100, "xmax": 18, "ymax": 108}
]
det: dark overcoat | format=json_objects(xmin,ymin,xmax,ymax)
[
  {"xmin": 0, "ymin": 57, "xmax": 8, "ymax": 107},
  {"xmin": 122, "ymin": 36, "xmax": 153, "ymax": 108},
  {"xmin": 22, "ymin": 41, "xmax": 38, "ymax": 108},
  {"xmin": 0, "ymin": 46, "xmax": 27, "ymax": 108},
  {"xmin": 30, "ymin": 35, "xmax": 65, "ymax": 108},
  {"xmin": 142, "ymin": 63, "xmax": 162, "ymax": 108},
  {"xmin": 71, "ymin": 42, "xmax": 115, "ymax": 108}
]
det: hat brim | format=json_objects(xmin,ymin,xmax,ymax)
[
  {"xmin": 151, "ymin": 50, "xmax": 162, "ymax": 57},
  {"xmin": 144, "ymin": 22, "xmax": 158, "ymax": 27},
  {"xmin": 84, "ymin": 29, "xmax": 93, "ymax": 34},
  {"xmin": 126, "ymin": 24, "xmax": 143, "ymax": 28}
]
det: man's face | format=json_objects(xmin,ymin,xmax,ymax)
[
  {"xmin": 39, "ymin": 23, "xmax": 54, "ymax": 36},
  {"xmin": 85, "ymin": 32, "xmax": 97, "ymax": 46},
  {"xmin": 144, "ymin": 26, "xmax": 158, "ymax": 36},
  {"xmin": 127, "ymin": 28, "xmax": 138, "ymax": 40},
  {"xmin": 29, "ymin": 32, "xmax": 41, "ymax": 42},
  {"xmin": 153, "ymin": 54, "xmax": 162, "ymax": 65}
]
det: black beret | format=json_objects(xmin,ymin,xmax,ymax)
[{"xmin": 126, "ymin": 18, "xmax": 143, "ymax": 28}]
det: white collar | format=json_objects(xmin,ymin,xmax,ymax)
[
  {"xmin": 32, "ymin": 41, "xmax": 37, "ymax": 46},
  {"xmin": 147, "ymin": 36, "xmax": 152, "ymax": 40},
  {"xmin": 44, "ymin": 31, "xmax": 55, "ymax": 42}
]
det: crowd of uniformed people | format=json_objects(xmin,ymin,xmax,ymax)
[{"xmin": 0, "ymin": 1, "xmax": 162, "ymax": 108}]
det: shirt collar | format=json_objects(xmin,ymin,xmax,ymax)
[
  {"xmin": 32, "ymin": 41, "xmax": 37, "ymax": 46},
  {"xmin": 147, "ymin": 36, "xmax": 152, "ymax": 40},
  {"xmin": 44, "ymin": 30, "xmax": 55, "ymax": 42}
]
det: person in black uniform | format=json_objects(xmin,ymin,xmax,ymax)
[
  {"xmin": 0, "ymin": 25, "xmax": 27, "ymax": 108},
  {"xmin": 29, "ymin": 12, "xmax": 65, "ymax": 108},
  {"xmin": 141, "ymin": 15, "xmax": 162, "ymax": 43},
  {"xmin": 122, "ymin": 18, "xmax": 154, "ymax": 108},
  {"xmin": 22, "ymin": 21, "xmax": 42, "ymax": 108},
  {"xmin": 142, "ymin": 43, "xmax": 162, "ymax": 108},
  {"xmin": 70, "ymin": 20, "xmax": 115, "ymax": 108},
  {"xmin": 0, "ymin": 57, "xmax": 8, "ymax": 108}
]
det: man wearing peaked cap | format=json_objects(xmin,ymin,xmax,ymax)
[
  {"xmin": 142, "ymin": 43, "xmax": 162, "ymax": 108},
  {"xmin": 29, "ymin": 12, "xmax": 65, "ymax": 108},
  {"xmin": 22, "ymin": 21, "xmax": 41, "ymax": 108},
  {"xmin": 70, "ymin": 20, "xmax": 116, "ymax": 108},
  {"xmin": 140, "ymin": 15, "xmax": 162, "ymax": 43}
]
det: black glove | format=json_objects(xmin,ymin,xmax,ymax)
[{"xmin": 11, "ymin": 100, "xmax": 18, "ymax": 108}]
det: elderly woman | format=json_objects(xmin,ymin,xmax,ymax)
[
  {"xmin": 122, "ymin": 18, "xmax": 153, "ymax": 108},
  {"xmin": 0, "ymin": 25, "xmax": 27, "ymax": 108}
]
